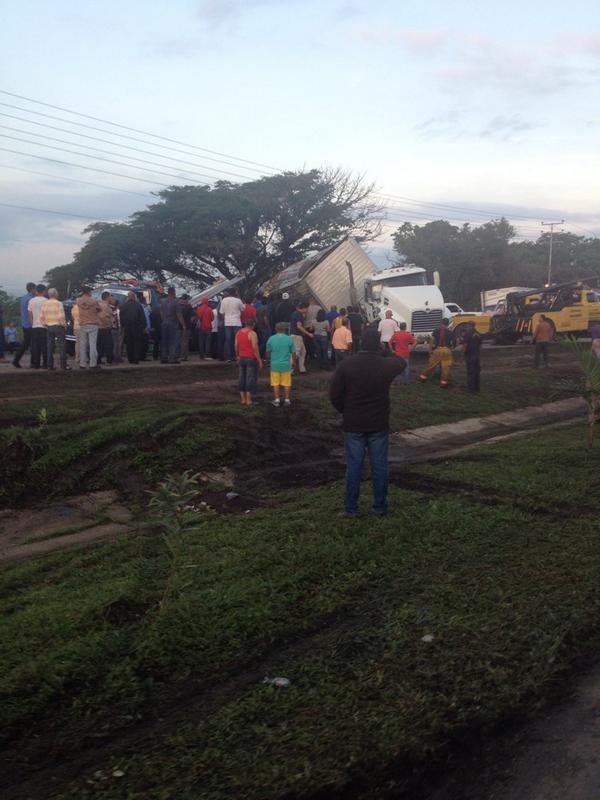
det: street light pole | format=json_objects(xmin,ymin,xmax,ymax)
[{"xmin": 541, "ymin": 220, "xmax": 564, "ymax": 286}]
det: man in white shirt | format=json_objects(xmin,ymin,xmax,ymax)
[
  {"xmin": 378, "ymin": 310, "xmax": 399, "ymax": 351},
  {"xmin": 28, "ymin": 284, "xmax": 49, "ymax": 369},
  {"xmin": 219, "ymin": 289, "xmax": 245, "ymax": 362}
]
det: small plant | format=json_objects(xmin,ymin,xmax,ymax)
[
  {"xmin": 561, "ymin": 337, "xmax": 600, "ymax": 447},
  {"xmin": 147, "ymin": 471, "xmax": 210, "ymax": 611},
  {"xmin": 36, "ymin": 407, "xmax": 49, "ymax": 428}
]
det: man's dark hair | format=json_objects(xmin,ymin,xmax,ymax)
[
  {"xmin": 347, "ymin": 305, "xmax": 354, "ymax": 313},
  {"xmin": 81, "ymin": 286, "xmax": 92, "ymax": 294},
  {"xmin": 36, "ymin": 283, "xmax": 46, "ymax": 294},
  {"xmin": 361, "ymin": 329, "xmax": 382, "ymax": 352},
  {"xmin": 339, "ymin": 307, "xmax": 346, "ymax": 315},
  {"xmin": 441, "ymin": 318, "xmax": 450, "ymax": 326},
  {"xmin": 297, "ymin": 301, "xmax": 308, "ymax": 310},
  {"xmin": 244, "ymin": 296, "xmax": 253, "ymax": 305},
  {"xmin": 316, "ymin": 309, "xmax": 326, "ymax": 322},
  {"xmin": 101, "ymin": 291, "xmax": 110, "ymax": 300},
  {"xmin": 26, "ymin": 282, "xmax": 36, "ymax": 293},
  {"xmin": 181, "ymin": 293, "xmax": 190, "ymax": 300},
  {"xmin": 399, "ymin": 322, "xmax": 407, "ymax": 330},
  {"xmin": 167, "ymin": 286, "xmax": 176, "ymax": 296}
]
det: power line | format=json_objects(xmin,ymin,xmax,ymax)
[
  {"xmin": 375, "ymin": 192, "xmax": 549, "ymax": 222},
  {"xmin": 0, "ymin": 201, "xmax": 110, "ymax": 221},
  {"xmin": 0, "ymin": 131, "xmax": 227, "ymax": 184},
  {"xmin": 0, "ymin": 102, "xmax": 279, "ymax": 177},
  {"xmin": 0, "ymin": 121, "xmax": 266, "ymax": 182},
  {"xmin": 0, "ymin": 145, "xmax": 170, "ymax": 187},
  {"xmin": 0, "ymin": 89, "xmax": 283, "ymax": 172},
  {"xmin": 0, "ymin": 161, "xmax": 154, "ymax": 198}
]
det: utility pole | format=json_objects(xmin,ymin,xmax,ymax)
[{"xmin": 541, "ymin": 220, "xmax": 564, "ymax": 286}]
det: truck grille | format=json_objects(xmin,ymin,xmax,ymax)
[{"xmin": 411, "ymin": 309, "xmax": 442, "ymax": 332}]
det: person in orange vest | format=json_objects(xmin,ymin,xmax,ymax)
[
  {"xmin": 419, "ymin": 319, "xmax": 456, "ymax": 387},
  {"xmin": 532, "ymin": 314, "xmax": 553, "ymax": 368}
]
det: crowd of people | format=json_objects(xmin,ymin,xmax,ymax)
[{"xmin": 3, "ymin": 281, "xmax": 598, "ymax": 518}]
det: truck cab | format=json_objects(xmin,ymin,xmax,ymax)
[{"xmin": 364, "ymin": 265, "xmax": 445, "ymax": 337}]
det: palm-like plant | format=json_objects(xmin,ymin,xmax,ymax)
[{"xmin": 563, "ymin": 338, "xmax": 600, "ymax": 447}]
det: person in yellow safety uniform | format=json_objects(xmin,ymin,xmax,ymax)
[{"xmin": 419, "ymin": 319, "xmax": 456, "ymax": 387}]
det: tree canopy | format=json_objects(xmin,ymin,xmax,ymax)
[
  {"xmin": 393, "ymin": 219, "xmax": 600, "ymax": 308},
  {"xmin": 45, "ymin": 169, "xmax": 382, "ymax": 294}
]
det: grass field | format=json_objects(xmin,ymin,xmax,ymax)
[{"xmin": 2, "ymin": 418, "xmax": 599, "ymax": 799}]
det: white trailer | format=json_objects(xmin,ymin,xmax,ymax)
[{"xmin": 264, "ymin": 238, "xmax": 446, "ymax": 337}]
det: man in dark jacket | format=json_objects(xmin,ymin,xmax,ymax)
[
  {"xmin": 462, "ymin": 322, "xmax": 482, "ymax": 393},
  {"xmin": 329, "ymin": 330, "xmax": 405, "ymax": 517},
  {"xmin": 119, "ymin": 291, "xmax": 146, "ymax": 364}
]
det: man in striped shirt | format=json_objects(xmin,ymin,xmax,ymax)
[{"xmin": 40, "ymin": 288, "xmax": 69, "ymax": 370}]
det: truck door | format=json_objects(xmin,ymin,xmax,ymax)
[{"xmin": 565, "ymin": 290, "xmax": 585, "ymax": 331}]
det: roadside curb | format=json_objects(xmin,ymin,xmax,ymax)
[{"xmin": 390, "ymin": 397, "xmax": 586, "ymax": 464}]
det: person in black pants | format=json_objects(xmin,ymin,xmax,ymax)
[
  {"xmin": 462, "ymin": 322, "xmax": 482, "ymax": 393},
  {"xmin": 119, "ymin": 292, "xmax": 146, "ymax": 363}
]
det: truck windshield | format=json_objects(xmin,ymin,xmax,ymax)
[{"xmin": 377, "ymin": 273, "xmax": 428, "ymax": 288}]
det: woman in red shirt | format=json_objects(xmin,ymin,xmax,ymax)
[{"xmin": 235, "ymin": 317, "xmax": 263, "ymax": 405}]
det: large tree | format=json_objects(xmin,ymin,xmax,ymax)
[{"xmin": 46, "ymin": 169, "xmax": 382, "ymax": 293}]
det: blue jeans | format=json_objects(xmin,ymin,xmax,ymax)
[
  {"xmin": 314, "ymin": 335, "xmax": 329, "ymax": 367},
  {"xmin": 238, "ymin": 357, "xmax": 258, "ymax": 393},
  {"xmin": 344, "ymin": 431, "xmax": 389, "ymax": 515},
  {"xmin": 161, "ymin": 321, "xmax": 180, "ymax": 363},
  {"xmin": 225, "ymin": 326, "xmax": 240, "ymax": 360}
]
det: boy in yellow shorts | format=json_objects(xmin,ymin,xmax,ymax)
[{"xmin": 266, "ymin": 322, "xmax": 297, "ymax": 407}]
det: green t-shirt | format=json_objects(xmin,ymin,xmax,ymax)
[{"xmin": 267, "ymin": 333, "xmax": 296, "ymax": 372}]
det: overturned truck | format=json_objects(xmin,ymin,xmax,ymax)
[{"xmin": 263, "ymin": 237, "xmax": 445, "ymax": 336}]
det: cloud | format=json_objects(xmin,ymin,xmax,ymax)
[
  {"xmin": 479, "ymin": 115, "xmax": 541, "ymax": 140},
  {"xmin": 550, "ymin": 32, "xmax": 600, "ymax": 57},
  {"xmin": 351, "ymin": 26, "xmax": 597, "ymax": 96},
  {"xmin": 352, "ymin": 26, "xmax": 448, "ymax": 54},
  {"xmin": 413, "ymin": 112, "xmax": 542, "ymax": 142}
]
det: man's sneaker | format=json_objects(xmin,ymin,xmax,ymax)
[
  {"xmin": 12, "ymin": 361, "xmax": 21, "ymax": 369},
  {"xmin": 271, "ymin": 398, "xmax": 281, "ymax": 407},
  {"xmin": 440, "ymin": 380, "xmax": 449, "ymax": 388},
  {"xmin": 419, "ymin": 373, "xmax": 427, "ymax": 382},
  {"xmin": 284, "ymin": 399, "xmax": 292, "ymax": 407}
]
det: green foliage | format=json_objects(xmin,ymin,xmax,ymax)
[
  {"xmin": 561, "ymin": 337, "xmax": 600, "ymax": 445},
  {"xmin": 45, "ymin": 169, "xmax": 382, "ymax": 294},
  {"xmin": 0, "ymin": 287, "xmax": 20, "ymax": 326},
  {"xmin": 393, "ymin": 220, "xmax": 600, "ymax": 308},
  {"xmin": 147, "ymin": 471, "xmax": 211, "ymax": 610},
  {"xmin": 2, "ymin": 425, "xmax": 600, "ymax": 800}
]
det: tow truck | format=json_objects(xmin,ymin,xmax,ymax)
[{"xmin": 490, "ymin": 281, "xmax": 600, "ymax": 343}]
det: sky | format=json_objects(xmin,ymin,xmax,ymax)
[{"xmin": 0, "ymin": 0, "xmax": 599, "ymax": 294}]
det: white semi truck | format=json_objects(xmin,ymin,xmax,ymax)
[{"xmin": 263, "ymin": 237, "xmax": 445, "ymax": 337}]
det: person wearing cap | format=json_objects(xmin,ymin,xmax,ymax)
[
  {"xmin": 274, "ymin": 292, "xmax": 294, "ymax": 333},
  {"xmin": 377, "ymin": 310, "xmax": 398, "ymax": 351},
  {"xmin": 329, "ymin": 329, "xmax": 405, "ymax": 517}
]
